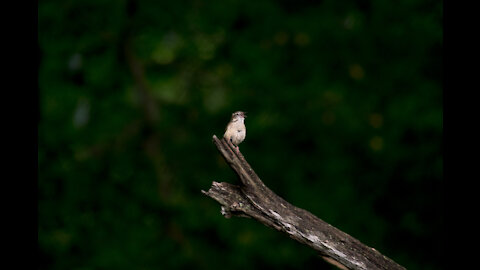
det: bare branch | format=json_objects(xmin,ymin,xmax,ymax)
[{"xmin": 203, "ymin": 135, "xmax": 405, "ymax": 270}]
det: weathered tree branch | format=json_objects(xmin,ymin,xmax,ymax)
[{"xmin": 202, "ymin": 135, "xmax": 405, "ymax": 270}]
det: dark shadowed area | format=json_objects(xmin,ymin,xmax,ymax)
[{"xmin": 39, "ymin": 0, "xmax": 443, "ymax": 269}]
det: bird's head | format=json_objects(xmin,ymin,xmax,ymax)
[{"xmin": 231, "ymin": 111, "xmax": 247, "ymax": 121}]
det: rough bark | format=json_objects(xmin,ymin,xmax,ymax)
[{"xmin": 202, "ymin": 135, "xmax": 405, "ymax": 270}]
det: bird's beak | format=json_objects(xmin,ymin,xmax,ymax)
[{"xmin": 243, "ymin": 112, "xmax": 247, "ymax": 118}]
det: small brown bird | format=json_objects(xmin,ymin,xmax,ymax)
[{"xmin": 223, "ymin": 111, "xmax": 247, "ymax": 152}]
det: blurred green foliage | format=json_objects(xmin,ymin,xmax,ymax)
[{"xmin": 39, "ymin": 0, "xmax": 442, "ymax": 269}]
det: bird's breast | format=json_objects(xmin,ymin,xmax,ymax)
[{"xmin": 224, "ymin": 122, "xmax": 246, "ymax": 145}]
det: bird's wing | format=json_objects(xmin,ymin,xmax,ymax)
[{"xmin": 223, "ymin": 122, "xmax": 232, "ymax": 137}]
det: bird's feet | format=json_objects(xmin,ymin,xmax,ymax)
[{"xmin": 231, "ymin": 142, "xmax": 240, "ymax": 153}]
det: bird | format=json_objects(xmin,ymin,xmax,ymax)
[{"xmin": 223, "ymin": 111, "xmax": 247, "ymax": 152}]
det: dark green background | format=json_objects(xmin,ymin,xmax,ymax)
[{"xmin": 38, "ymin": 0, "xmax": 443, "ymax": 269}]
